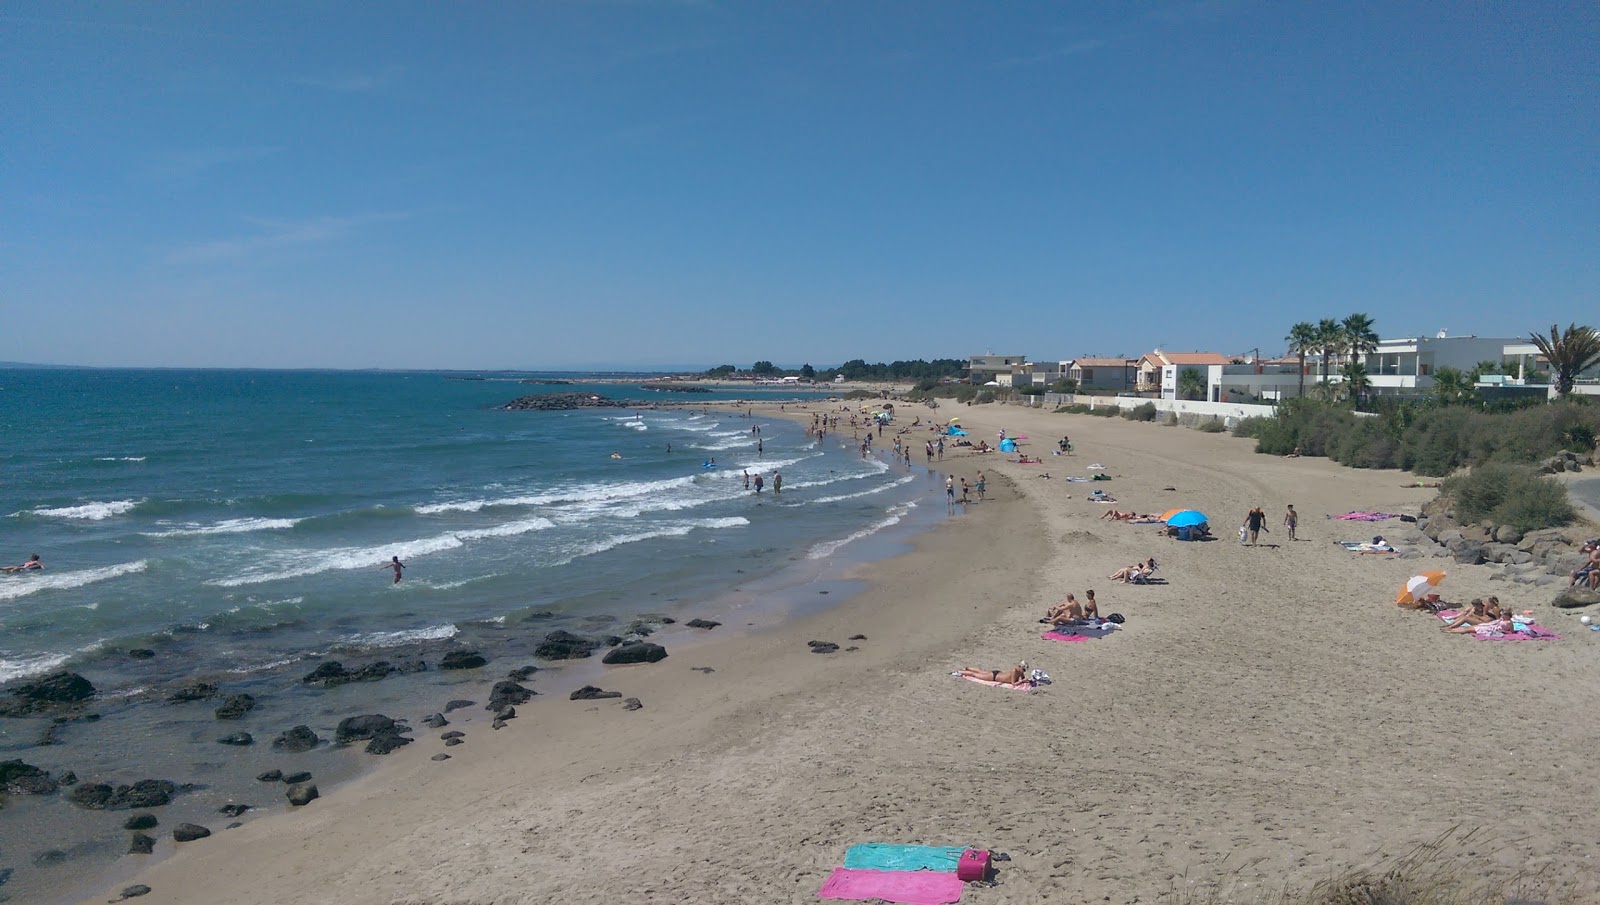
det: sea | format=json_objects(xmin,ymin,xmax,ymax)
[{"xmin": 0, "ymin": 368, "xmax": 947, "ymax": 903}]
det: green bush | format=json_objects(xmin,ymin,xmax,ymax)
[
  {"xmin": 1122, "ymin": 402, "xmax": 1158, "ymax": 422},
  {"xmin": 1017, "ymin": 385, "xmax": 1046, "ymax": 396},
  {"xmin": 1089, "ymin": 406, "xmax": 1120, "ymax": 418},
  {"xmin": 1196, "ymin": 418, "xmax": 1226, "ymax": 433},
  {"xmin": 1232, "ymin": 416, "xmax": 1269, "ymax": 439},
  {"xmin": 1442, "ymin": 464, "xmax": 1575, "ymax": 532},
  {"xmin": 1060, "ymin": 403, "xmax": 1093, "ymax": 414},
  {"xmin": 1162, "ymin": 413, "xmax": 1179, "ymax": 426},
  {"xmin": 842, "ymin": 389, "xmax": 875, "ymax": 400},
  {"xmin": 975, "ymin": 390, "xmax": 995, "ymax": 404},
  {"xmin": 954, "ymin": 385, "xmax": 978, "ymax": 404}
]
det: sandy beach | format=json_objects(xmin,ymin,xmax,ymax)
[{"xmin": 77, "ymin": 401, "xmax": 1600, "ymax": 904}]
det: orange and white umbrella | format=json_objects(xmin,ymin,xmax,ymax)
[{"xmin": 1396, "ymin": 571, "xmax": 1446, "ymax": 605}]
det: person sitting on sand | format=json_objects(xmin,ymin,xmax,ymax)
[
  {"xmin": 1042, "ymin": 594, "xmax": 1083, "ymax": 623},
  {"xmin": 1442, "ymin": 599, "xmax": 1493, "ymax": 632},
  {"xmin": 1284, "ymin": 446, "xmax": 1302, "ymax": 458},
  {"xmin": 1082, "ymin": 589, "xmax": 1100, "ymax": 619},
  {"xmin": 1569, "ymin": 541, "xmax": 1600, "ymax": 588},
  {"xmin": 2, "ymin": 553, "xmax": 42, "ymax": 573},
  {"xmin": 958, "ymin": 662, "xmax": 1028, "ymax": 684}
]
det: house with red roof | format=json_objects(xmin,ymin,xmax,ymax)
[{"xmin": 1136, "ymin": 350, "xmax": 1232, "ymax": 398}]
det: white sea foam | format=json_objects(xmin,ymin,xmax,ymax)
[
  {"xmin": 417, "ymin": 475, "xmax": 698, "ymax": 514},
  {"xmin": 808, "ymin": 475, "xmax": 915, "ymax": 504},
  {"xmin": 23, "ymin": 500, "xmax": 141, "ymax": 520},
  {"xmin": 342, "ymin": 623, "xmax": 459, "ymax": 647},
  {"xmin": 207, "ymin": 519, "xmax": 555, "ymax": 587},
  {"xmin": 556, "ymin": 517, "xmax": 750, "ymax": 563},
  {"xmin": 226, "ymin": 656, "xmax": 302, "ymax": 675},
  {"xmin": 94, "ymin": 456, "xmax": 147, "ymax": 462},
  {"xmin": 0, "ymin": 560, "xmax": 148, "ymax": 601},
  {"xmin": 807, "ymin": 502, "xmax": 916, "ymax": 560},
  {"xmin": 143, "ymin": 517, "xmax": 302, "ymax": 538},
  {"xmin": 0, "ymin": 639, "xmax": 111, "ymax": 683}
]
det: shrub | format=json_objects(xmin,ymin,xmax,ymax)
[
  {"xmin": 1232, "ymin": 416, "xmax": 1269, "ymax": 439},
  {"xmin": 1195, "ymin": 418, "xmax": 1226, "ymax": 433},
  {"xmin": 975, "ymin": 391, "xmax": 995, "ymax": 404},
  {"xmin": 1089, "ymin": 406, "xmax": 1120, "ymax": 417},
  {"xmin": 954, "ymin": 385, "xmax": 978, "ymax": 403},
  {"xmin": 1442, "ymin": 464, "xmax": 1575, "ymax": 532},
  {"xmin": 1122, "ymin": 402, "xmax": 1158, "ymax": 422},
  {"xmin": 1061, "ymin": 404, "xmax": 1093, "ymax": 414},
  {"xmin": 1162, "ymin": 413, "xmax": 1179, "ymax": 426}
]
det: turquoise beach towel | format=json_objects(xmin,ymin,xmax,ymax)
[{"xmin": 843, "ymin": 844, "xmax": 964, "ymax": 873}]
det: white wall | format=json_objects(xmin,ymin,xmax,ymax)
[{"xmin": 1020, "ymin": 393, "xmax": 1277, "ymax": 426}]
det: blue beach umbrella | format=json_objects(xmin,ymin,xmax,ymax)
[{"xmin": 1166, "ymin": 510, "xmax": 1209, "ymax": 528}]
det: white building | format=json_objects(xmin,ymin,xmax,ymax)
[{"xmin": 1352, "ymin": 333, "xmax": 1517, "ymax": 396}]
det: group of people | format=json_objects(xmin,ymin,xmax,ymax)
[
  {"xmin": 943, "ymin": 472, "xmax": 987, "ymax": 507},
  {"xmin": 1039, "ymin": 590, "xmax": 1100, "ymax": 624},
  {"xmin": 741, "ymin": 469, "xmax": 782, "ymax": 494},
  {"xmin": 1570, "ymin": 539, "xmax": 1600, "ymax": 590}
]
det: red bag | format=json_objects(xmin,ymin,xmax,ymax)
[{"xmin": 956, "ymin": 848, "xmax": 990, "ymax": 882}]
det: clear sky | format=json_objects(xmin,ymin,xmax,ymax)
[{"xmin": 4, "ymin": 1, "xmax": 1596, "ymax": 370}]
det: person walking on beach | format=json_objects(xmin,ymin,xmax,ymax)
[
  {"xmin": 936, "ymin": 438, "xmax": 944, "ymax": 460},
  {"xmin": 925, "ymin": 441, "xmax": 934, "ymax": 463},
  {"xmin": 975, "ymin": 472, "xmax": 986, "ymax": 501},
  {"xmin": 773, "ymin": 471, "xmax": 782, "ymax": 495},
  {"xmin": 2, "ymin": 553, "xmax": 42, "ymax": 573},
  {"xmin": 1284, "ymin": 504, "xmax": 1298, "ymax": 541},
  {"xmin": 380, "ymin": 556, "xmax": 406, "ymax": 583},
  {"xmin": 1245, "ymin": 507, "xmax": 1267, "ymax": 546},
  {"xmin": 904, "ymin": 447, "xmax": 912, "ymax": 467}
]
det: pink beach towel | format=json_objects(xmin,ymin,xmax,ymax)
[
  {"xmin": 957, "ymin": 674, "xmax": 1033, "ymax": 691},
  {"xmin": 1331, "ymin": 511, "xmax": 1400, "ymax": 521},
  {"xmin": 1042, "ymin": 631, "xmax": 1091, "ymax": 643},
  {"xmin": 818, "ymin": 868, "xmax": 964, "ymax": 904},
  {"xmin": 1436, "ymin": 611, "xmax": 1560, "ymax": 641}
]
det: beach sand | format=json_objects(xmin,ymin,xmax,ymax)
[{"xmin": 78, "ymin": 403, "xmax": 1600, "ymax": 904}]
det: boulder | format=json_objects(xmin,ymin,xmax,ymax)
[
  {"xmin": 570, "ymin": 685, "xmax": 622, "ymax": 701},
  {"xmin": 601, "ymin": 643, "xmax": 668, "ymax": 665},
  {"xmin": 164, "ymin": 681, "xmax": 219, "ymax": 703},
  {"xmin": 67, "ymin": 779, "xmax": 176, "ymax": 810},
  {"xmin": 444, "ymin": 699, "xmax": 476, "ymax": 712},
  {"xmin": 365, "ymin": 732, "xmax": 412, "ymax": 755},
  {"xmin": 1459, "ymin": 524, "xmax": 1491, "ymax": 544},
  {"xmin": 117, "ymin": 884, "xmax": 152, "ymax": 900},
  {"xmin": 622, "ymin": 698, "xmax": 643, "ymax": 711},
  {"xmin": 286, "ymin": 782, "xmax": 318, "ymax": 806},
  {"xmin": 301, "ymin": 661, "xmax": 393, "ymax": 687},
  {"xmin": 1494, "ymin": 524, "xmax": 1525, "ymax": 545},
  {"xmin": 214, "ymin": 694, "xmax": 257, "ymax": 720},
  {"xmin": 271, "ymin": 725, "xmax": 320, "ymax": 753},
  {"xmin": 172, "ymin": 823, "xmax": 211, "ymax": 842},
  {"xmin": 441, "ymin": 730, "xmax": 464, "ymax": 740},
  {"xmin": 1452, "ymin": 543, "xmax": 1486, "ymax": 565},
  {"xmin": 1433, "ymin": 528, "xmax": 1463, "ymax": 547},
  {"xmin": 808, "ymin": 641, "xmax": 840, "ymax": 654},
  {"xmin": 506, "ymin": 666, "xmax": 539, "ymax": 681},
  {"xmin": 431, "ymin": 753, "xmax": 451, "ymax": 761},
  {"xmin": 0, "ymin": 760, "xmax": 59, "ymax": 795},
  {"xmin": 0, "ymin": 671, "xmax": 95, "ymax": 716},
  {"xmin": 439, "ymin": 651, "xmax": 487, "ymax": 670},
  {"xmin": 128, "ymin": 833, "xmax": 156, "ymax": 854},
  {"xmin": 535, "ymin": 630, "xmax": 599, "ymax": 660},
  {"xmin": 685, "ymin": 618, "xmax": 721, "ymax": 630},
  {"xmin": 334, "ymin": 714, "xmax": 399, "ymax": 744},
  {"xmin": 282, "ymin": 771, "xmax": 313, "ymax": 784},
  {"xmin": 255, "ymin": 770, "xmax": 283, "ymax": 783},
  {"xmin": 217, "ymin": 732, "xmax": 253, "ymax": 746},
  {"xmin": 494, "ymin": 706, "xmax": 516, "ymax": 721},
  {"xmin": 444, "ymin": 737, "xmax": 463, "ymax": 747},
  {"xmin": 487, "ymin": 681, "xmax": 534, "ymax": 712},
  {"xmin": 1551, "ymin": 587, "xmax": 1600, "ymax": 609},
  {"xmin": 422, "ymin": 713, "xmax": 448, "ymax": 729},
  {"xmin": 218, "ymin": 803, "xmax": 251, "ymax": 817},
  {"xmin": 123, "ymin": 813, "xmax": 158, "ymax": 830},
  {"xmin": 128, "ymin": 649, "xmax": 156, "ymax": 659}
]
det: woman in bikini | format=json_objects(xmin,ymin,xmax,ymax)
[
  {"xmin": 959, "ymin": 662, "xmax": 1028, "ymax": 684},
  {"xmin": 1442, "ymin": 599, "xmax": 1492, "ymax": 633},
  {"xmin": 1108, "ymin": 560, "xmax": 1147, "ymax": 582}
]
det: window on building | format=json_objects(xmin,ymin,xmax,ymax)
[{"xmin": 1080, "ymin": 368, "xmax": 1094, "ymax": 381}]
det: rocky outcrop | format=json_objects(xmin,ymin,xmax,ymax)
[
  {"xmin": 217, "ymin": 732, "xmax": 253, "ymax": 746},
  {"xmin": 69, "ymin": 780, "xmax": 177, "ymax": 811},
  {"xmin": 601, "ymin": 643, "xmax": 668, "ymax": 665},
  {"xmin": 334, "ymin": 714, "xmax": 411, "ymax": 754},
  {"xmin": 1, "ymin": 760, "xmax": 59, "ymax": 795},
  {"xmin": 622, "ymin": 698, "xmax": 643, "ymax": 711},
  {"xmin": 271, "ymin": 725, "xmax": 320, "ymax": 752},
  {"xmin": 534, "ymin": 630, "xmax": 598, "ymax": 660},
  {"xmin": 0, "ymin": 671, "xmax": 95, "ymax": 717},
  {"xmin": 570, "ymin": 686, "xmax": 622, "ymax": 701},
  {"xmin": 439, "ymin": 651, "xmax": 487, "ymax": 670},
  {"xmin": 172, "ymin": 823, "xmax": 211, "ymax": 842},
  {"xmin": 502, "ymin": 392, "xmax": 626, "ymax": 411},
  {"xmin": 287, "ymin": 782, "xmax": 319, "ymax": 806},
  {"xmin": 214, "ymin": 694, "xmax": 257, "ymax": 720},
  {"xmin": 300, "ymin": 660, "xmax": 424, "ymax": 687},
  {"xmin": 1552, "ymin": 587, "xmax": 1600, "ymax": 609},
  {"xmin": 488, "ymin": 681, "xmax": 534, "ymax": 712},
  {"xmin": 164, "ymin": 681, "xmax": 219, "ymax": 703},
  {"xmin": 422, "ymin": 713, "xmax": 448, "ymax": 729},
  {"xmin": 685, "ymin": 618, "xmax": 721, "ymax": 630}
]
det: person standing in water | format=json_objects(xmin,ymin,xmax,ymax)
[
  {"xmin": 773, "ymin": 471, "xmax": 782, "ymax": 494},
  {"xmin": 380, "ymin": 556, "xmax": 406, "ymax": 583},
  {"xmin": 754, "ymin": 473, "xmax": 765, "ymax": 494}
]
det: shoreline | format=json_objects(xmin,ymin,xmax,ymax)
[{"xmin": 78, "ymin": 401, "xmax": 1600, "ymax": 903}]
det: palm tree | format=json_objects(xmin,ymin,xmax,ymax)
[
  {"xmin": 1528, "ymin": 323, "xmax": 1600, "ymax": 396},
  {"xmin": 1285, "ymin": 322, "xmax": 1317, "ymax": 398},
  {"xmin": 1315, "ymin": 318, "xmax": 1344, "ymax": 383},
  {"xmin": 1431, "ymin": 366, "xmax": 1473, "ymax": 405},
  {"xmin": 1177, "ymin": 367, "xmax": 1206, "ymax": 401},
  {"xmin": 1340, "ymin": 313, "xmax": 1379, "ymax": 372},
  {"xmin": 1339, "ymin": 360, "xmax": 1371, "ymax": 406}
]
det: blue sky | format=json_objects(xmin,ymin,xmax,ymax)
[{"xmin": 4, "ymin": 1, "xmax": 1596, "ymax": 370}]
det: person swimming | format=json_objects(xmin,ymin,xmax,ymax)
[{"xmin": 2, "ymin": 553, "xmax": 42, "ymax": 573}]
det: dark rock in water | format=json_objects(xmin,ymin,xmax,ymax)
[
  {"xmin": 602, "ymin": 642, "xmax": 668, "ymax": 665},
  {"xmin": 1552, "ymin": 587, "xmax": 1600, "ymax": 609},
  {"xmin": 286, "ymin": 782, "xmax": 318, "ymax": 806},
  {"xmin": 603, "ymin": 635, "xmax": 624, "ymax": 647},
  {"xmin": 422, "ymin": 713, "xmax": 448, "ymax": 729},
  {"xmin": 124, "ymin": 813, "xmax": 158, "ymax": 830},
  {"xmin": 444, "ymin": 737, "xmax": 463, "ymax": 747},
  {"xmin": 255, "ymin": 770, "xmax": 283, "ymax": 783},
  {"xmin": 128, "ymin": 648, "xmax": 156, "ymax": 659},
  {"xmin": 522, "ymin": 610, "xmax": 557, "ymax": 621},
  {"xmin": 217, "ymin": 732, "xmax": 253, "ymax": 746},
  {"xmin": 272, "ymin": 725, "xmax": 320, "ymax": 752},
  {"xmin": 117, "ymin": 884, "xmax": 152, "ymax": 900},
  {"xmin": 570, "ymin": 685, "xmax": 622, "ymax": 701},
  {"xmin": 59, "ymin": 770, "xmax": 78, "ymax": 786},
  {"xmin": 165, "ymin": 681, "xmax": 218, "ymax": 702},
  {"xmin": 68, "ymin": 779, "xmax": 176, "ymax": 810},
  {"xmin": 535, "ymin": 630, "xmax": 599, "ymax": 660},
  {"xmin": 439, "ymin": 651, "xmax": 487, "ymax": 670},
  {"xmin": 502, "ymin": 392, "xmax": 626, "ymax": 411},
  {"xmin": 172, "ymin": 823, "xmax": 211, "ymax": 842},
  {"xmin": 32, "ymin": 849, "xmax": 68, "ymax": 866},
  {"xmin": 129, "ymin": 833, "xmax": 156, "ymax": 854},
  {"xmin": 0, "ymin": 760, "xmax": 59, "ymax": 795},
  {"xmin": 487, "ymin": 680, "xmax": 534, "ymax": 711},
  {"xmin": 334, "ymin": 714, "xmax": 399, "ymax": 745},
  {"xmin": 218, "ymin": 803, "xmax": 251, "ymax": 818},
  {"xmin": 686, "ymin": 618, "xmax": 721, "ymax": 630},
  {"xmin": 301, "ymin": 661, "xmax": 400, "ymax": 688},
  {"xmin": 506, "ymin": 666, "xmax": 539, "ymax": 681},
  {"xmin": 441, "ymin": 730, "xmax": 464, "ymax": 740},
  {"xmin": 0, "ymin": 671, "xmax": 96, "ymax": 716},
  {"xmin": 808, "ymin": 641, "xmax": 839, "ymax": 654},
  {"xmin": 444, "ymin": 699, "xmax": 476, "ymax": 712},
  {"xmin": 365, "ymin": 732, "xmax": 412, "ymax": 755},
  {"xmin": 0, "ymin": 867, "xmax": 10, "ymax": 886},
  {"xmin": 848, "ymin": 634, "xmax": 868, "ymax": 641},
  {"xmin": 622, "ymin": 698, "xmax": 643, "ymax": 711},
  {"xmin": 214, "ymin": 694, "xmax": 257, "ymax": 720},
  {"xmin": 621, "ymin": 621, "xmax": 655, "ymax": 636},
  {"xmin": 282, "ymin": 771, "xmax": 313, "ymax": 785},
  {"xmin": 431, "ymin": 753, "xmax": 451, "ymax": 761},
  {"xmin": 581, "ymin": 614, "xmax": 619, "ymax": 625}
]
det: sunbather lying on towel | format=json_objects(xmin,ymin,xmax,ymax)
[
  {"xmin": 958, "ymin": 662, "xmax": 1028, "ymax": 684},
  {"xmin": 1442, "ymin": 598, "xmax": 1501, "ymax": 632},
  {"xmin": 1100, "ymin": 509, "xmax": 1142, "ymax": 521}
]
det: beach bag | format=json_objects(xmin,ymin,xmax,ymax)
[
  {"xmin": 957, "ymin": 849, "xmax": 991, "ymax": 882},
  {"xmin": 1238, "ymin": 525, "xmax": 1248, "ymax": 543},
  {"xmin": 1107, "ymin": 613, "xmax": 1125, "ymax": 624}
]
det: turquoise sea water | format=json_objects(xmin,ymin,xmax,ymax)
[{"xmin": 0, "ymin": 368, "xmax": 939, "ymax": 902}]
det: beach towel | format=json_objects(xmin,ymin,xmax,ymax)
[
  {"xmin": 1436, "ymin": 611, "xmax": 1560, "ymax": 641},
  {"xmin": 957, "ymin": 674, "xmax": 1034, "ymax": 691},
  {"xmin": 1340, "ymin": 541, "xmax": 1397, "ymax": 554},
  {"xmin": 843, "ymin": 845, "xmax": 963, "ymax": 873},
  {"xmin": 1043, "ymin": 624, "xmax": 1119, "ymax": 643},
  {"xmin": 1331, "ymin": 512, "xmax": 1401, "ymax": 521},
  {"xmin": 1063, "ymin": 476, "xmax": 1091, "ymax": 483},
  {"xmin": 817, "ymin": 868, "xmax": 964, "ymax": 904}
]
